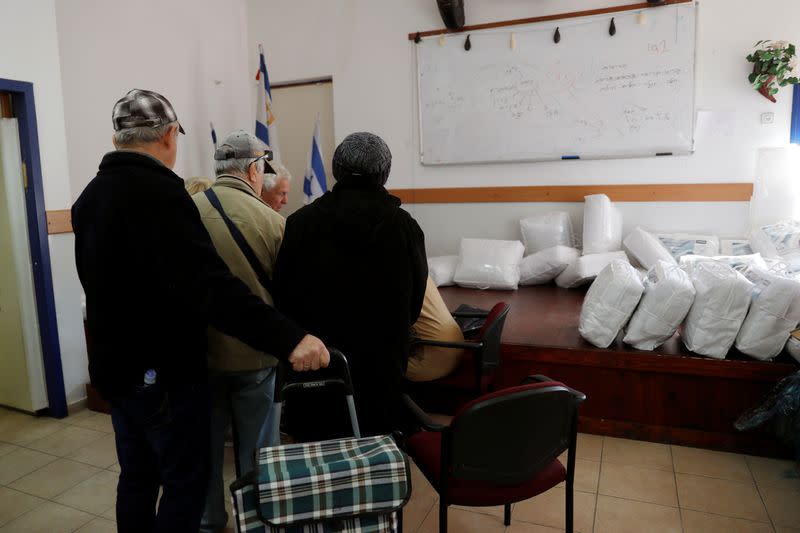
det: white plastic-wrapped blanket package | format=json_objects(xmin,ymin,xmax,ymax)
[
  {"xmin": 720, "ymin": 239, "xmax": 754, "ymax": 256},
  {"xmin": 623, "ymin": 261, "xmax": 695, "ymax": 351},
  {"xmin": 579, "ymin": 260, "xmax": 644, "ymax": 348},
  {"xmin": 785, "ymin": 331, "xmax": 800, "ymax": 363},
  {"xmin": 428, "ymin": 256, "xmax": 459, "ymax": 287},
  {"xmin": 520, "ymin": 212, "xmax": 574, "ymax": 255},
  {"xmin": 735, "ymin": 267, "xmax": 800, "ymax": 360},
  {"xmin": 582, "ymin": 195, "xmax": 623, "ymax": 255},
  {"xmin": 682, "ymin": 261, "xmax": 753, "ymax": 359},
  {"xmin": 454, "ymin": 238, "xmax": 524, "ymax": 290},
  {"xmin": 519, "ymin": 246, "xmax": 580, "ymax": 286},
  {"xmin": 623, "ymin": 227, "xmax": 677, "ymax": 270},
  {"xmin": 679, "ymin": 253, "xmax": 768, "ymax": 274},
  {"xmin": 555, "ymin": 251, "xmax": 629, "ymax": 289},
  {"xmin": 750, "ymin": 220, "xmax": 800, "ymax": 275},
  {"xmin": 657, "ymin": 233, "xmax": 720, "ymax": 259}
]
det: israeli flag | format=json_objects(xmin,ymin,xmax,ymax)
[
  {"xmin": 255, "ymin": 44, "xmax": 280, "ymax": 160},
  {"xmin": 303, "ymin": 118, "xmax": 328, "ymax": 204}
]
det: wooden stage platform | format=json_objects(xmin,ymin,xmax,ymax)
[{"xmin": 439, "ymin": 285, "xmax": 799, "ymax": 457}]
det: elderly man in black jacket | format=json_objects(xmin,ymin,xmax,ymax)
[
  {"xmin": 72, "ymin": 89, "xmax": 329, "ymax": 533},
  {"xmin": 273, "ymin": 132, "xmax": 428, "ymax": 440}
]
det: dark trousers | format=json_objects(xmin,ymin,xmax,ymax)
[{"xmin": 110, "ymin": 383, "xmax": 211, "ymax": 533}]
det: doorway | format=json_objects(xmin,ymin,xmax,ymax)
[
  {"xmin": 0, "ymin": 80, "xmax": 67, "ymax": 417},
  {"xmin": 271, "ymin": 78, "xmax": 335, "ymax": 217}
]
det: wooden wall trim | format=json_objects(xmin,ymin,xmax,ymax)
[
  {"xmin": 46, "ymin": 209, "xmax": 72, "ymax": 234},
  {"xmin": 389, "ymin": 183, "xmax": 753, "ymax": 204},
  {"xmin": 407, "ymin": 0, "xmax": 692, "ymax": 40}
]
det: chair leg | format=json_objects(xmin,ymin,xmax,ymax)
[
  {"xmin": 504, "ymin": 503, "xmax": 511, "ymax": 526},
  {"xmin": 566, "ymin": 479, "xmax": 574, "ymax": 533},
  {"xmin": 439, "ymin": 501, "xmax": 448, "ymax": 533}
]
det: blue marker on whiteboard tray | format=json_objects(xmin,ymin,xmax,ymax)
[{"xmin": 561, "ymin": 155, "xmax": 580, "ymax": 160}]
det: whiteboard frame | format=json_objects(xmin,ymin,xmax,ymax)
[{"xmin": 414, "ymin": 2, "xmax": 698, "ymax": 166}]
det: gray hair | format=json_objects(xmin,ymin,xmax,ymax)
[
  {"xmin": 215, "ymin": 156, "xmax": 264, "ymax": 178},
  {"xmin": 263, "ymin": 161, "xmax": 291, "ymax": 190},
  {"xmin": 113, "ymin": 121, "xmax": 178, "ymax": 147}
]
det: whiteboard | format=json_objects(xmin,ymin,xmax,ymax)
[{"xmin": 416, "ymin": 3, "xmax": 696, "ymax": 165}]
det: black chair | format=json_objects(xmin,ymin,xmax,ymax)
[
  {"xmin": 406, "ymin": 302, "xmax": 510, "ymax": 414},
  {"xmin": 404, "ymin": 375, "xmax": 586, "ymax": 533}
]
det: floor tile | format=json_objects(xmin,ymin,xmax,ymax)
[
  {"xmin": 775, "ymin": 528, "xmax": 800, "ymax": 533},
  {"xmin": 0, "ymin": 447, "xmax": 57, "ymax": 485},
  {"xmin": 75, "ymin": 518, "xmax": 117, "ymax": 533},
  {"xmin": 0, "ymin": 501, "xmax": 93, "ymax": 533},
  {"xmin": 107, "ymin": 462, "xmax": 121, "ymax": 473},
  {"xmin": 0, "ymin": 486, "xmax": 44, "ymax": 527},
  {"xmin": 27, "ymin": 425, "xmax": 106, "ymax": 457},
  {"xmin": 602, "ymin": 437, "xmax": 672, "ymax": 471},
  {"xmin": 54, "ymin": 470, "xmax": 119, "ymax": 515},
  {"xmin": 747, "ymin": 456, "xmax": 800, "ymax": 492},
  {"xmin": 0, "ymin": 416, "xmax": 67, "ymax": 446},
  {"xmin": 506, "ymin": 522, "xmax": 564, "ymax": 532},
  {"xmin": 676, "ymin": 473, "xmax": 769, "ymax": 523},
  {"xmin": 672, "ymin": 445, "xmax": 753, "ymax": 482},
  {"xmin": 512, "ymin": 487, "xmax": 596, "ymax": 533},
  {"xmin": 557, "ymin": 459, "xmax": 600, "ymax": 493},
  {"xmin": 593, "ymin": 495, "xmax": 681, "ymax": 533},
  {"xmin": 576, "ymin": 433, "xmax": 603, "ymax": 462},
  {"xmin": 417, "ymin": 506, "xmax": 507, "ymax": 533},
  {"xmin": 64, "ymin": 408, "xmax": 95, "ymax": 424},
  {"xmin": 72, "ymin": 413, "xmax": 114, "ymax": 433},
  {"xmin": 102, "ymin": 505, "xmax": 116, "ymax": 521},
  {"xmin": 67, "ymin": 434, "xmax": 118, "ymax": 468},
  {"xmin": 0, "ymin": 442, "xmax": 18, "ymax": 458},
  {"xmin": 761, "ymin": 487, "xmax": 800, "ymax": 529},
  {"xmin": 10, "ymin": 458, "xmax": 102, "ymax": 499},
  {"xmin": 681, "ymin": 509, "xmax": 775, "ymax": 533},
  {"xmin": 404, "ymin": 460, "xmax": 438, "ymax": 532},
  {"xmin": 598, "ymin": 463, "xmax": 677, "ymax": 506}
]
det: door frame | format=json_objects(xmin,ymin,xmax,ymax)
[{"xmin": 0, "ymin": 77, "xmax": 67, "ymax": 417}]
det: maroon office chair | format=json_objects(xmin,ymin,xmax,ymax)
[
  {"xmin": 406, "ymin": 302, "xmax": 510, "ymax": 414},
  {"xmin": 404, "ymin": 375, "xmax": 586, "ymax": 533}
]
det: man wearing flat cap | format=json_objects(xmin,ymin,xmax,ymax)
[
  {"xmin": 72, "ymin": 90, "xmax": 329, "ymax": 532},
  {"xmin": 191, "ymin": 130, "xmax": 288, "ymax": 533},
  {"xmin": 273, "ymin": 132, "xmax": 428, "ymax": 440}
]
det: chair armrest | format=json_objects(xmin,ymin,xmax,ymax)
[
  {"xmin": 451, "ymin": 310, "xmax": 489, "ymax": 318},
  {"xmin": 522, "ymin": 374, "xmax": 587, "ymax": 403},
  {"xmin": 402, "ymin": 394, "xmax": 447, "ymax": 432},
  {"xmin": 411, "ymin": 339, "xmax": 483, "ymax": 351}
]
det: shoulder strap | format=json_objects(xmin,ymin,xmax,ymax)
[{"xmin": 204, "ymin": 188, "xmax": 273, "ymax": 295}]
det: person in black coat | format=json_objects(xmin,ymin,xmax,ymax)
[
  {"xmin": 273, "ymin": 132, "xmax": 428, "ymax": 439},
  {"xmin": 72, "ymin": 89, "xmax": 329, "ymax": 533}
]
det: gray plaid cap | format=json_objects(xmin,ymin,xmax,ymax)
[
  {"xmin": 112, "ymin": 89, "xmax": 185, "ymax": 134},
  {"xmin": 214, "ymin": 130, "xmax": 276, "ymax": 174}
]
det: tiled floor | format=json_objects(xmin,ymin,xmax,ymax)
[{"xmin": 0, "ymin": 407, "xmax": 798, "ymax": 532}]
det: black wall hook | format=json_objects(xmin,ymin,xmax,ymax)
[
  {"xmin": 414, "ymin": 32, "xmax": 421, "ymax": 43},
  {"xmin": 554, "ymin": 27, "xmax": 561, "ymax": 44},
  {"xmin": 464, "ymin": 34, "xmax": 472, "ymax": 51},
  {"xmin": 609, "ymin": 18, "xmax": 617, "ymax": 36}
]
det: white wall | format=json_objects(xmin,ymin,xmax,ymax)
[
  {"xmin": 56, "ymin": 0, "xmax": 255, "ymax": 199},
  {"xmin": 247, "ymin": 0, "xmax": 800, "ymax": 254},
  {"xmin": 0, "ymin": 0, "xmax": 88, "ymax": 406}
]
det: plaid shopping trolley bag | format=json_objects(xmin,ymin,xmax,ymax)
[{"xmin": 230, "ymin": 349, "xmax": 411, "ymax": 533}]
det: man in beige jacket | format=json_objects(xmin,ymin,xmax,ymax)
[{"xmin": 192, "ymin": 130, "xmax": 287, "ymax": 533}]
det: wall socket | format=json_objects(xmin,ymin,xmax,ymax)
[{"xmin": 761, "ymin": 112, "xmax": 775, "ymax": 125}]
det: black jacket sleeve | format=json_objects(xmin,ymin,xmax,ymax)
[{"xmin": 155, "ymin": 182, "xmax": 306, "ymax": 359}]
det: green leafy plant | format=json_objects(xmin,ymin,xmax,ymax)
[{"xmin": 747, "ymin": 40, "xmax": 799, "ymax": 102}]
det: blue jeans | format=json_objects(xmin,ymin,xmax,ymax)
[
  {"xmin": 201, "ymin": 367, "xmax": 278, "ymax": 533},
  {"xmin": 110, "ymin": 383, "xmax": 211, "ymax": 533}
]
